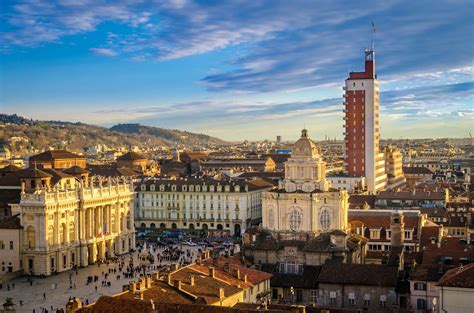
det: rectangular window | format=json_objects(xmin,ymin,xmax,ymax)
[
  {"xmin": 348, "ymin": 293, "xmax": 355, "ymax": 305},
  {"xmin": 405, "ymin": 231, "xmax": 412, "ymax": 240},
  {"xmin": 364, "ymin": 293, "xmax": 370, "ymax": 306},
  {"xmin": 417, "ymin": 298, "xmax": 426, "ymax": 309},
  {"xmin": 310, "ymin": 290, "xmax": 317, "ymax": 303},
  {"xmin": 370, "ymin": 229, "xmax": 380, "ymax": 239},
  {"xmin": 272, "ymin": 289, "xmax": 278, "ymax": 299},
  {"xmin": 9, "ymin": 241, "xmax": 13, "ymax": 250},
  {"xmin": 296, "ymin": 290, "xmax": 303, "ymax": 302},
  {"xmin": 415, "ymin": 283, "xmax": 427, "ymax": 291},
  {"xmin": 380, "ymin": 295, "xmax": 387, "ymax": 308}
]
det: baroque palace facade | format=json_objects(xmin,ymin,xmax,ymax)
[
  {"xmin": 10, "ymin": 168, "xmax": 135, "ymax": 275},
  {"xmin": 244, "ymin": 129, "xmax": 364, "ymax": 266},
  {"xmin": 262, "ymin": 129, "xmax": 349, "ymax": 236},
  {"xmin": 134, "ymin": 178, "xmax": 275, "ymax": 236}
]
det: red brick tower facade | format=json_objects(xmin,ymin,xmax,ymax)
[{"xmin": 343, "ymin": 49, "xmax": 387, "ymax": 193}]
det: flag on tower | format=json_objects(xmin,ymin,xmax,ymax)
[{"xmin": 371, "ymin": 21, "xmax": 376, "ymax": 33}]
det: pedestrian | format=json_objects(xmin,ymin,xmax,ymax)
[
  {"xmin": 19, "ymin": 300, "xmax": 23, "ymax": 306},
  {"xmin": 95, "ymin": 286, "xmax": 97, "ymax": 292},
  {"xmin": 43, "ymin": 292, "xmax": 46, "ymax": 300}
]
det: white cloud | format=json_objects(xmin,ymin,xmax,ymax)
[{"xmin": 89, "ymin": 48, "xmax": 118, "ymax": 56}]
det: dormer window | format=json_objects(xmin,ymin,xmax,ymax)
[
  {"xmin": 171, "ymin": 185, "xmax": 176, "ymax": 191},
  {"xmin": 182, "ymin": 185, "xmax": 187, "ymax": 191},
  {"xmin": 196, "ymin": 185, "xmax": 200, "ymax": 192},
  {"xmin": 141, "ymin": 184, "xmax": 146, "ymax": 191},
  {"xmin": 202, "ymin": 185, "xmax": 207, "ymax": 192},
  {"xmin": 225, "ymin": 185, "xmax": 230, "ymax": 192},
  {"xmin": 189, "ymin": 185, "xmax": 194, "ymax": 192},
  {"xmin": 210, "ymin": 185, "xmax": 215, "ymax": 192},
  {"xmin": 150, "ymin": 184, "xmax": 155, "ymax": 191},
  {"xmin": 160, "ymin": 185, "xmax": 164, "ymax": 191},
  {"xmin": 235, "ymin": 185, "xmax": 240, "ymax": 192},
  {"xmin": 217, "ymin": 185, "xmax": 222, "ymax": 192},
  {"xmin": 369, "ymin": 228, "xmax": 381, "ymax": 240}
]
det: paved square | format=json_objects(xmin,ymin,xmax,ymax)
[{"xmin": 0, "ymin": 244, "xmax": 204, "ymax": 313}]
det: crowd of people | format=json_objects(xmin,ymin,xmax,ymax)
[{"xmin": 0, "ymin": 241, "xmax": 210, "ymax": 313}]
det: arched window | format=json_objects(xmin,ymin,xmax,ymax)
[
  {"xmin": 59, "ymin": 223, "xmax": 66, "ymax": 244},
  {"xmin": 289, "ymin": 210, "xmax": 302, "ymax": 231},
  {"xmin": 48, "ymin": 225, "xmax": 55, "ymax": 246},
  {"xmin": 126, "ymin": 212, "xmax": 131, "ymax": 230},
  {"xmin": 69, "ymin": 222, "xmax": 75, "ymax": 242},
  {"xmin": 120, "ymin": 213, "xmax": 124, "ymax": 232},
  {"xmin": 111, "ymin": 214, "xmax": 116, "ymax": 232},
  {"xmin": 26, "ymin": 226, "xmax": 36, "ymax": 249},
  {"xmin": 320, "ymin": 209, "xmax": 331, "ymax": 231},
  {"xmin": 268, "ymin": 209, "xmax": 274, "ymax": 228}
]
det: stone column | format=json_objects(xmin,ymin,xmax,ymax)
[
  {"xmin": 80, "ymin": 245, "xmax": 88, "ymax": 267},
  {"xmin": 91, "ymin": 243, "xmax": 97, "ymax": 264},
  {"xmin": 107, "ymin": 239, "xmax": 114, "ymax": 257},
  {"xmin": 98, "ymin": 241, "xmax": 106, "ymax": 260}
]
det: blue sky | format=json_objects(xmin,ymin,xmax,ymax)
[{"xmin": 1, "ymin": 0, "xmax": 473, "ymax": 141}]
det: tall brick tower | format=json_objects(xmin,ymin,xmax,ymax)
[{"xmin": 343, "ymin": 48, "xmax": 387, "ymax": 193}]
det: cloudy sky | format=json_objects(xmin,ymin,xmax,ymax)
[{"xmin": 1, "ymin": 0, "xmax": 473, "ymax": 141}]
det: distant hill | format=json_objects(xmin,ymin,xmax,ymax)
[{"xmin": 0, "ymin": 114, "xmax": 228, "ymax": 154}]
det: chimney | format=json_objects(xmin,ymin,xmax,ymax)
[
  {"xmin": 140, "ymin": 291, "xmax": 144, "ymax": 300},
  {"xmin": 145, "ymin": 276, "xmax": 152, "ymax": 289},
  {"xmin": 209, "ymin": 267, "xmax": 215, "ymax": 278},
  {"xmin": 129, "ymin": 281, "xmax": 137, "ymax": 292},
  {"xmin": 175, "ymin": 280, "xmax": 182, "ymax": 290},
  {"xmin": 190, "ymin": 275, "xmax": 195, "ymax": 286},
  {"xmin": 236, "ymin": 269, "xmax": 241, "ymax": 280},
  {"xmin": 218, "ymin": 287, "xmax": 225, "ymax": 299},
  {"xmin": 150, "ymin": 300, "xmax": 155, "ymax": 311},
  {"xmin": 167, "ymin": 274, "xmax": 172, "ymax": 285},
  {"xmin": 152, "ymin": 271, "xmax": 160, "ymax": 281},
  {"xmin": 173, "ymin": 263, "xmax": 179, "ymax": 271},
  {"xmin": 139, "ymin": 278, "xmax": 146, "ymax": 290},
  {"xmin": 243, "ymin": 275, "xmax": 248, "ymax": 283},
  {"xmin": 390, "ymin": 212, "xmax": 404, "ymax": 248}
]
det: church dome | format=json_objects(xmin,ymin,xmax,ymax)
[{"xmin": 292, "ymin": 129, "xmax": 319, "ymax": 158}]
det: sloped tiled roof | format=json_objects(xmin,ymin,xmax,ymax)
[
  {"xmin": 29, "ymin": 150, "xmax": 83, "ymax": 161},
  {"xmin": 438, "ymin": 264, "xmax": 474, "ymax": 288},
  {"xmin": 64, "ymin": 166, "xmax": 90, "ymax": 175},
  {"xmin": 318, "ymin": 263, "xmax": 398, "ymax": 287},
  {"xmin": 0, "ymin": 164, "xmax": 21, "ymax": 173},
  {"xmin": 117, "ymin": 151, "xmax": 146, "ymax": 161}
]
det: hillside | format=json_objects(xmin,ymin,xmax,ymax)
[{"xmin": 0, "ymin": 114, "xmax": 228, "ymax": 154}]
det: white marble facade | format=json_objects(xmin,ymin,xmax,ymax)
[{"xmin": 262, "ymin": 129, "xmax": 349, "ymax": 235}]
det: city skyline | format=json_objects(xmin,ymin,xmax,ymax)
[{"xmin": 1, "ymin": 0, "xmax": 473, "ymax": 141}]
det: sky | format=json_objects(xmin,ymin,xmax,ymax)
[{"xmin": 0, "ymin": 0, "xmax": 473, "ymax": 141}]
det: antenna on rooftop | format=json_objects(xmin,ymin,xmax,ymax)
[{"xmin": 371, "ymin": 21, "xmax": 376, "ymax": 50}]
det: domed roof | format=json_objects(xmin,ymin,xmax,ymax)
[{"xmin": 292, "ymin": 129, "xmax": 319, "ymax": 158}]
